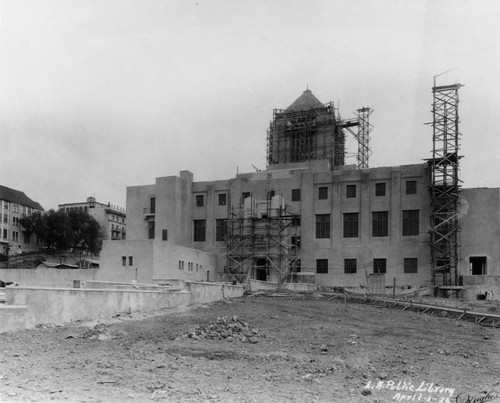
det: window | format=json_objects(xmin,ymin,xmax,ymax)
[
  {"xmin": 406, "ymin": 180, "xmax": 417, "ymax": 195},
  {"xmin": 193, "ymin": 219, "xmax": 206, "ymax": 242},
  {"xmin": 128, "ymin": 256, "xmax": 133, "ymax": 266},
  {"xmin": 470, "ymin": 256, "xmax": 487, "ymax": 275},
  {"xmin": 269, "ymin": 190, "xmax": 275, "ymax": 198},
  {"xmin": 162, "ymin": 229, "xmax": 168, "ymax": 241},
  {"xmin": 404, "ymin": 258, "xmax": 418, "ymax": 273},
  {"xmin": 3, "ymin": 214, "xmax": 7, "ymax": 223},
  {"xmin": 12, "ymin": 231, "xmax": 18, "ymax": 242},
  {"xmin": 318, "ymin": 186, "xmax": 328, "ymax": 200},
  {"xmin": 178, "ymin": 260, "xmax": 182, "ymax": 270},
  {"xmin": 23, "ymin": 231, "xmax": 30, "ymax": 244},
  {"xmin": 216, "ymin": 219, "xmax": 227, "ymax": 242},
  {"xmin": 241, "ymin": 192, "xmax": 251, "ymax": 203},
  {"xmin": 291, "ymin": 236, "xmax": 301, "ymax": 249},
  {"xmin": 346, "ymin": 184, "xmax": 356, "ymax": 198},
  {"xmin": 373, "ymin": 258, "xmax": 387, "ymax": 274},
  {"xmin": 148, "ymin": 221, "xmax": 155, "ymax": 239},
  {"xmin": 315, "ymin": 214, "xmax": 331, "ymax": 239},
  {"xmin": 196, "ymin": 195, "xmax": 203, "ymax": 207},
  {"xmin": 122, "ymin": 256, "xmax": 126, "ymax": 267},
  {"xmin": 316, "ymin": 259, "xmax": 328, "ymax": 274},
  {"xmin": 344, "ymin": 259, "xmax": 357, "ymax": 274},
  {"xmin": 291, "ymin": 189, "xmax": 301, "ymax": 202},
  {"xmin": 375, "ymin": 183, "xmax": 386, "ymax": 196},
  {"xmin": 150, "ymin": 197, "xmax": 156, "ymax": 214},
  {"xmin": 2, "ymin": 229, "xmax": 7, "ymax": 239},
  {"xmin": 291, "ymin": 216, "xmax": 301, "ymax": 227},
  {"xmin": 372, "ymin": 211, "xmax": 389, "ymax": 237},
  {"xmin": 343, "ymin": 213, "xmax": 359, "ymax": 238},
  {"xmin": 218, "ymin": 193, "xmax": 227, "ymax": 206},
  {"xmin": 402, "ymin": 210, "xmax": 419, "ymax": 236}
]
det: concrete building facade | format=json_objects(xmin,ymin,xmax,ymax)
[
  {"xmin": 59, "ymin": 197, "xmax": 126, "ymax": 241},
  {"xmin": 0, "ymin": 185, "xmax": 44, "ymax": 255},
  {"xmin": 100, "ymin": 90, "xmax": 500, "ymax": 292}
]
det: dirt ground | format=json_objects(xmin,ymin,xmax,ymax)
[{"xmin": 0, "ymin": 294, "xmax": 499, "ymax": 403}]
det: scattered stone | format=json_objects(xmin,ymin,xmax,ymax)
[
  {"xmin": 183, "ymin": 316, "xmax": 265, "ymax": 343},
  {"xmin": 377, "ymin": 372, "xmax": 388, "ymax": 380},
  {"xmin": 320, "ymin": 344, "xmax": 328, "ymax": 352},
  {"xmin": 361, "ymin": 389, "xmax": 372, "ymax": 396}
]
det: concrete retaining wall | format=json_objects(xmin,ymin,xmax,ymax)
[
  {"xmin": 0, "ymin": 268, "xmax": 98, "ymax": 288},
  {"xmin": 222, "ymin": 284, "xmax": 245, "ymax": 299},
  {"xmin": 0, "ymin": 305, "xmax": 35, "ymax": 333},
  {"xmin": 279, "ymin": 283, "xmax": 317, "ymax": 292},
  {"xmin": 185, "ymin": 282, "xmax": 223, "ymax": 304},
  {"xmin": 4, "ymin": 286, "xmax": 192, "ymax": 326},
  {"xmin": 248, "ymin": 279, "xmax": 278, "ymax": 292},
  {"xmin": 462, "ymin": 275, "xmax": 500, "ymax": 300}
]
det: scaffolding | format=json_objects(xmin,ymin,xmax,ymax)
[
  {"xmin": 428, "ymin": 82, "xmax": 463, "ymax": 286},
  {"xmin": 266, "ymin": 102, "xmax": 346, "ymax": 167},
  {"xmin": 226, "ymin": 191, "xmax": 300, "ymax": 284}
]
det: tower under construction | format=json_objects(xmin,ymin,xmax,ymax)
[{"xmin": 428, "ymin": 82, "xmax": 463, "ymax": 286}]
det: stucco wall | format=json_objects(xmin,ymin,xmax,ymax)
[
  {"xmin": 0, "ymin": 268, "xmax": 98, "ymax": 287},
  {"xmin": 462, "ymin": 275, "xmax": 500, "ymax": 301},
  {"xmin": 0, "ymin": 305, "xmax": 35, "ymax": 333},
  {"xmin": 4, "ymin": 286, "xmax": 192, "ymax": 325}
]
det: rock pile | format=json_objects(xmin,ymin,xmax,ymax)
[{"xmin": 184, "ymin": 316, "xmax": 265, "ymax": 343}]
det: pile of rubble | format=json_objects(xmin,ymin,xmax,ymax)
[{"xmin": 183, "ymin": 316, "xmax": 265, "ymax": 343}]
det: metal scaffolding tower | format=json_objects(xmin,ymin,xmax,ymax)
[
  {"xmin": 428, "ymin": 82, "xmax": 463, "ymax": 286},
  {"xmin": 266, "ymin": 102, "xmax": 346, "ymax": 167},
  {"xmin": 226, "ymin": 193, "xmax": 300, "ymax": 285},
  {"xmin": 354, "ymin": 107, "xmax": 373, "ymax": 169}
]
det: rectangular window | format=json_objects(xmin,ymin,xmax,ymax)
[
  {"xmin": 375, "ymin": 183, "xmax": 386, "ymax": 196},
  {"xmin": 241, "ymin": 192, "xmax": 251, "ymax": 203},
  {"xmin": 343, "ymin": 213, "xmax": 359, "ymax": 238},
  {"xmin": 372, "ymin": 211, "xmax": 389, "ymax": 237},
  {"xmin": 291, "ymin": 216, "xmax": 301, "ymax": 227},
  {"xmin": 402, "ymin": 210, "xmax": 419, "ymax": 236},
  {"xmin": 162, "ymin": 229, "xmax": 168, "ymax": 241},
  {"xmin": 23, "ymin": 231, "xmax": 30, "ymax": 244},
  {"xmin": 315, "ymin": 214, "xmax": 331, "ymax": 239},
  {"xmin": 318, "ymin": 186, "xmax": 328, "ymax": 200},
  {"xmin": 193, "ymin": 219, "xmax": 206, "ymax": 242},
  {"xmin": 148, "ymin": 221, "xmax": 155, "ymax": 239},
  {"xmin": 291, "ymin": 189, "xmax": 301, "ymax": 202},
  {"xmin": 178, "ymin": 260, "xmax": 182, "ymax": 270},
  {"xmin": 404, "ymin": 258, "xmax": 418, "ymax": 273},
  {"xmin": 216, "ymin": 219, "xmax": 227, "ymax": 242},
  {"xmin": 373, "ymin": 258, "xmax": 387, "ymax": 274},
  {"xmin": 406, "ymin": 180, "xmax": 417, "ymax": 195},
  {"xmin": 196, "ymin": 195, "xmax": 204, "ymax": 207},
  {"xmin": 344, "ymin": 259, "xmax": 357, "ymax": 274},
  {"xmin": 129, "ymin": 256, "xmax": 133, "ymax": 266},
  {"xmin": 316, "ymin": 259, "xmax": 328, "ymax": 274},
  {"xmin": 122, "ymin": 256, "xmax": 126, "ymax": 267},
  {"xmin": 218, "ymin": 193, "xmax": 227, "ymax": 206},
  {"xmin": 3, "ymin": 229, "xmax": 7, "ymax": 239},
  {"xmin": 346, "ymin": 184, "xmax": 356, "ymax": 198},
  {"xmin": 150, "ymin": 197, "xmax": 156, "ymax": 214}
]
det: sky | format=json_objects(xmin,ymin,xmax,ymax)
[{"xmin": 1, "ymin": 0, "xmax": 500, "ymax": 210}]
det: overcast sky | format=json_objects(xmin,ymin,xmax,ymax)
[{"xmin": 1, "ymin": 0, "xmax": 499, "ymax": 210}]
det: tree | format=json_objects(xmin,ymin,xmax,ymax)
[{"xmin": 21, "ymin": 210, "xmax": 104, "ymax": 254}]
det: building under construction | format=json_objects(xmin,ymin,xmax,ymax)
[{"xmin": 101, "ymin": 85, "xmax": 500, "ymax": 297}]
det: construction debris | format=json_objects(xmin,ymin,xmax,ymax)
[{"xmin": 183, "ymin": 316, "xmax": 266, "ymax": 343}]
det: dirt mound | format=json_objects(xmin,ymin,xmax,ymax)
[{"xmin": 183, "ymin": 315, "xmax": 266, "ymax": 343}]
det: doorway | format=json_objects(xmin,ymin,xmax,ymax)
[{"xmin": 255, "ymin": 258, "xmax": 267, "ymax": 281}]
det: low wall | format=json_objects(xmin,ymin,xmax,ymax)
[
  {"xmin": 0, "ymin": 268, "xmax": 98, "ymax": 288},
  {"xmin": 84, "ymin": 280, "xmax": 183, "ymax": 292},
  {"xmin": 185, "ymin": 282, "xmax": 223, "ymax": 304},
  {"xmin": 4, "ymin": 287, "xmax": 192, "ymax": 326},
  {"xmin": 248, "ymin": 279, "xmax": 278, "ymax": 292},
  {"xmin": 222, "ymin": 284, "xmax": 245, "ymax": 299},
  {"xmin": 0, "ymin": 305, "xmax": 35, "ymax": 333},
  {"xmin": 279, "ymin": 283, "xmax": 317, "ymax": 292},
  {"xmin": 462, "ymin": 275, "xmax": 500, "ymax": 300}
]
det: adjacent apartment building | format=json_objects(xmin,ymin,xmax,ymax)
[
  {"xmin": 58, "ymin": 197, "xmax": 126, "ymax": 241},
  {"xmin": 0, "ymin": 185, "xmax": 44, "ymax": 255}
]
